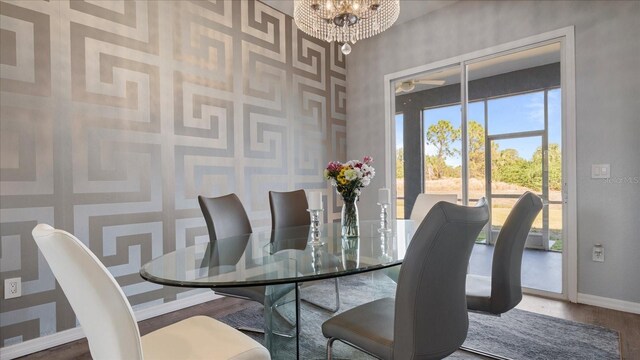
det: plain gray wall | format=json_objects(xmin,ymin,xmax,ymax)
[{"xmin": 346, "ymin": 0, "xmax": 639, "ymax": 303}]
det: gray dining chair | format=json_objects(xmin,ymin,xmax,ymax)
[
  {"xmin": 383, "ymin": 197, "xmax": 484, "ymax": 284},
  {"xmin": 198, "ymin": 193, "xmax": 294, "ymax": 333},
  {"xmin": 269, "ymin": 189, "xmax": 340, "ymax": 312},
  {"xmin": 461, "ymin": 191, "xmax": 543, "ymax": 359},
  {"xmin": 32, "ymin": 224, "xmax": 270, "ymax": 360},
  {"xmin": 322, "ymin": 199, "xmax": 490, "ymax": 360}
]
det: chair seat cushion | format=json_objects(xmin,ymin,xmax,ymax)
[
  {"xmin": 322, "ymin": 297, "xmax": 394, "ymax": 360},
  {"xmin": 466, "ymin": 274, "xmax": 492, "ymax": 313},
  {"xmin": 141, "ymin": 315, "xmax": 270, "ymax": 360}
]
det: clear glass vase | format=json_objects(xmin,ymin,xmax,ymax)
[{"xmin": 341, "ymin": 197, "xmax": 360, "ymax": 239}]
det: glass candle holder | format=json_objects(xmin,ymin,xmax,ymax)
[
  {"xmin": 307, "ymin": 209, "xmax": 325, "ymax": 245},
  {"xmin": 377, "ymin": 202, "xmax": 391, "ymax": 233}
]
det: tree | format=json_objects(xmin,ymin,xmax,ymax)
[
  {"xmin": 396, "ymin": 147, "xmax": 404, "ymax": 179},
  {"xmin": 468, "ymin": 120, "xmax": 486, "ymax": 179},
  {"xmin": 532, "ymin": 144, "xmax": 562, "ymax": 190},
  {"xmin": 425, "ymin": 119, "xmax": 460, "ymax": 178}
]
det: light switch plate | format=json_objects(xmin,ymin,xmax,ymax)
[{"xmin": 591, "ymin": 164, "xmax": 610, "ymax": 179}]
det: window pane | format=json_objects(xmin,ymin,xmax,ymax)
[
  {"xmin": 547, "ymin": 88, "xmax": 563, "ymax": 252},
  {"xmin": 488, "ymin": 92, "xmax": 545, "ymax": 135},
  {"xmin": 423, "ymin": 105, "xmax": 461, "ymax": 202},
  {"xmin": 490, "ymin": 136, "xmax": 543, "ymax": 195},
  {"xmin": 395, "ymin": 113, "xmax": 404, "ymax": 219},
  {"xmin": 467, "ymin": 101, "xmax": 486, "ymax": 203}
]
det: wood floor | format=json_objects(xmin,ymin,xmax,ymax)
[{"xmin": 16, "ymin": 294, "xmax": 640, "ymax": 359}]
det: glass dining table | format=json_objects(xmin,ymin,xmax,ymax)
[{"xmin": 140, "ymin": 219, "xmax": 417, "ymax": 359}]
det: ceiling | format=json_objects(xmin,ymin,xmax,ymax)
[{"xmin": 261, "ymin": 0, "xmax": 457, "ymax": 27}]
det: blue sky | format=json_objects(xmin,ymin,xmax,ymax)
[{"xmin": 396, "ymin": 89, "xmax": 561, "ymax": 165}]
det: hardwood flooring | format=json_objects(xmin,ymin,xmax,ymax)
[{"xmin": 15, "ymin": 295, "xmax": 640, "ymax": 359}]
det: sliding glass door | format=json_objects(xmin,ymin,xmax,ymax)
[{"xmin": 394, "ymin": 41, "xmax": 564, "ymax": 295}]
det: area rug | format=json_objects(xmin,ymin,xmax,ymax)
[{"xmin": 218, "ymin": 272, "xmax": 620, "ymax": 360}]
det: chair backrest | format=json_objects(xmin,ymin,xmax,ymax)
[
  {"xmin": 490, "ymin": 191, "xmax": 543, "ymax": 314},
  {"xmin": 409, "ymin": 193, "xmax": 458, "ymax": 223},
  {"xmin": 269, "ymin": 189, "xmax": 311, "ymax": 229},
  {"xmin": 32, "ymin": 224, "xmax": 143, "ymax": 360},
  {"xmin": 198, "ymin": 193, "xmax": 252, "ymax": 241},
  {"xmin": 394, "ymin": 199, "xmax": 489, "ymax": 359}
]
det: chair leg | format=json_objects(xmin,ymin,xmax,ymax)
[
  {"xmin": 459, "ymin": 345, "xmax": 513, "ymax": 360},
  {"xmin": 301, "ymin": 278, "xmax": 340, "ymax": 312},
  {"xmin": 326, "ymin": 337, "xmax": 337, "ymax": 360},
  {"xmin": 237, "ymin": 326, "xmax": 264, "ymax": 334}
]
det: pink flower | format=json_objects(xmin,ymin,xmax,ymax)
[
  {"xmin": 363, "ymin": 156, "xmax": 373, "ymax": 165},
  {"xmin": 326, "ymin": 161, "xmax": 342, "ymax": 172}
]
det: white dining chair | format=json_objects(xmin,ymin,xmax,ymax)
[
  {"xmin": 410, "ymin": 193, "xmax": 458, "ymax": 224},
  {"xmin": 32, "ymin": 223, "xmax": 270, "ymax": 360}
]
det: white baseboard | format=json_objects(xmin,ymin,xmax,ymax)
[
  {"xmin": 0, "ymin": 292, "xmax": 222, "ymax": 360},
  {"xmin": 577, "ymin": 293, "xmax": 640, "ymax": 314}
]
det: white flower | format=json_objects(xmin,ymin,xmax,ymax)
[
  {"xmin": 323, "ymin": 169, "xmax": 330, "ymax": 180},
  {"xmin": 330, "ymin": 179, "xmax": 337, "ymax": 187},
  {"xmin": 361, "ymin": 177, "xmax": 371, "ymax": 186},
  {"xmin": 365, "ymin": 165, "xmax": 375, "ymax": 179},
  {"xmin": 344, "ymin": 169, "xmax": 358, "ymax": 181}
]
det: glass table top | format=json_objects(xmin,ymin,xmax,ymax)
[{"xmin": 140, "ymin": 220, "xmax": 417, "ymax": 288}]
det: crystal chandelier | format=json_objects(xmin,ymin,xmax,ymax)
[{"xmin": 294, "ymin": 0, "xmax": 400, "ymax": 55}]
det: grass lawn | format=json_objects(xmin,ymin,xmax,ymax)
[{"xmin": 395, "ymin": 178, "xmax": 564, "ymax": 251}]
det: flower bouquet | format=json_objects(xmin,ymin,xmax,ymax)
[{"xmin": 324, "ymin": 156, "xmax": 375, "ymax": 239}]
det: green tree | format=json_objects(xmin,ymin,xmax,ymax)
[
  {"xmin": 425, "ymin": 119, "xmax": 460, "ymax": 179},
  {"xmin": 532, "ymin": 143, "xmax": 562, "ymax": 191},
  {"xmin": 468, "ymin": 120, "xmax": 486, "ymax": 179},
  {"xmin": 396, "ymin": 147, "xmax": 404, "ymax": 179}
]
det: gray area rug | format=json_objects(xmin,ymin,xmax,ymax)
[{"xmin": 218, "ymin": 272, "xmax": 620, "ymax": 360}]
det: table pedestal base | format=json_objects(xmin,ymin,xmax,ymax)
[{"xmin": 264, "ymin": 283, "xmax": 300, "ymax": 359}]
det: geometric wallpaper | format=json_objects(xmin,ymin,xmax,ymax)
[{"xmin": 0, "ymin": 0, "xmax": 346, "ymax": 347}]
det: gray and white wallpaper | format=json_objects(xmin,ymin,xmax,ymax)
[{"xmin": 0, "ymin": 0, "xmax": 346, "ymax": 346}]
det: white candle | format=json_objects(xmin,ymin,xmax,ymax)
[
  {"xmin": 308, "ymin": 191, "xmax": 323, "ymax": 210},
  {"xmin": 378, "ymin": 188, "xmax": 390, "ymax": 204}
]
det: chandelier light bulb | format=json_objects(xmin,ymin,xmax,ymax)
[
  {"xmin": 341, "ymin": 42, "xmax": 352, "ymax": 55},
  {"xmin": 326, "ymin": 0, "xmax": 333, "ymax": 10}
]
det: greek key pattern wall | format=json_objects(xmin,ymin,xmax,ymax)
[{"xmin": 0, "ymin": 0, "xmax": 346, "ymax": 346}]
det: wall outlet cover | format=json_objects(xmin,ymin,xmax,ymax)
[
  {"xmin": 4, "ymin": 277, "xmax": 22, "ymax": 299},
  {"xmin": 592, "ymin": 245, "xmax": 605, "ymax": 262}
]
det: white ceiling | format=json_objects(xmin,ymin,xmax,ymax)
[{"xmin": 261, "ymin": 0, "xmax": 457, "ymax": 26}]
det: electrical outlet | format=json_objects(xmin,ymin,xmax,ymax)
[
  {"xmin": 592, "ymin": 244, "xmax": 604, "ymax": 262},
  {"xmin": 4, "ymin": 277, "xmax": 22, "ymax": 299}
]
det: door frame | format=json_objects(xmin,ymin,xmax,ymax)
[{"xmin": 383, "ymin": 26, "xmax": 577, "ymax": 302}]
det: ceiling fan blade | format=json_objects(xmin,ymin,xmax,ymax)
[{"xmin": 415, "ymin": 79, "xmax": 446, "ymax": 86}]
